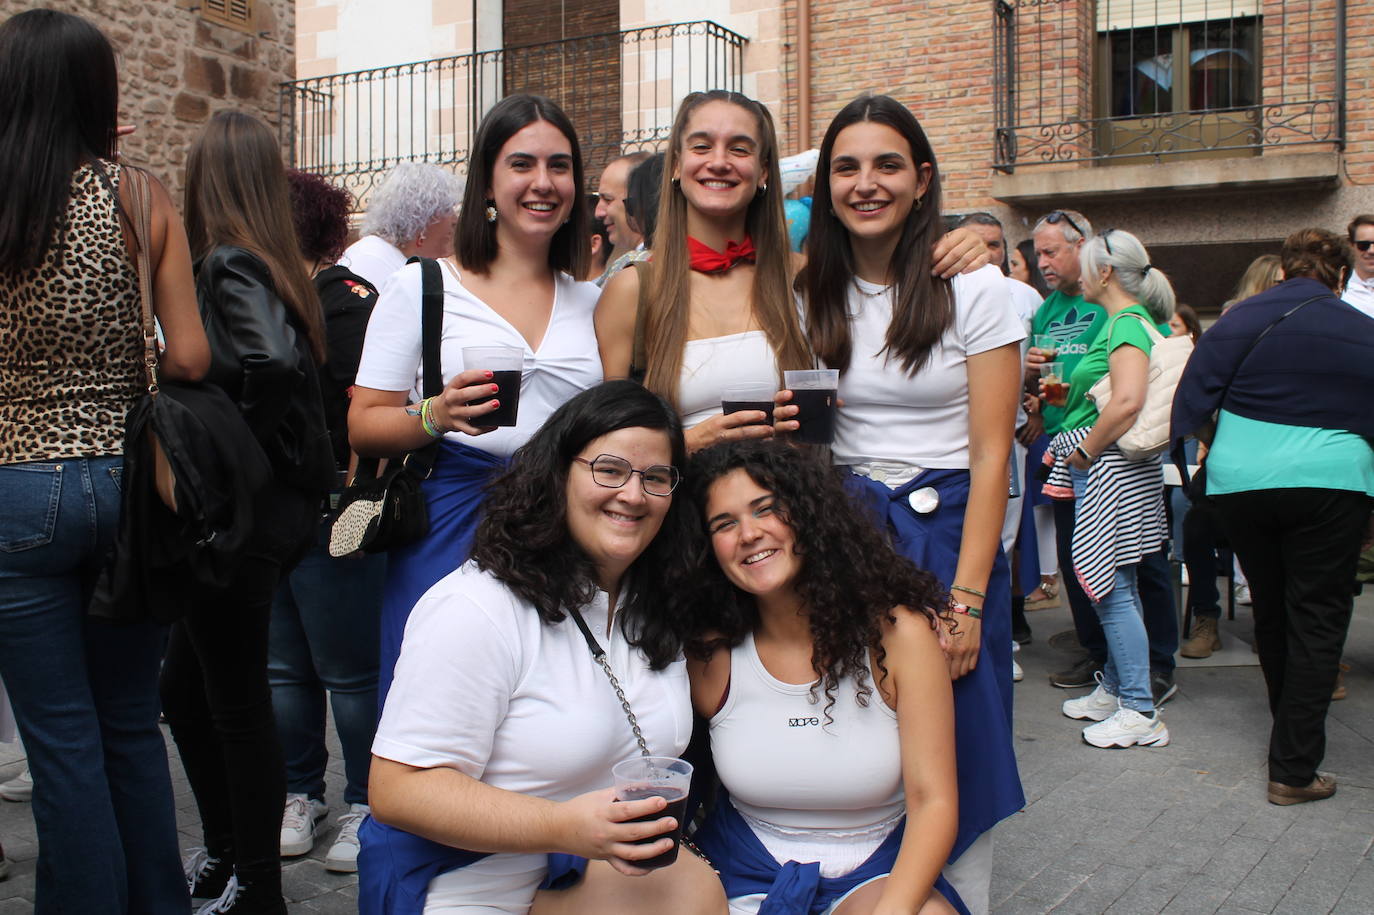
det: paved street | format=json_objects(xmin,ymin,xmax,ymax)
[{"xmin": 0, "ymin": 589, "xmax": 1370, "ymax": 913}]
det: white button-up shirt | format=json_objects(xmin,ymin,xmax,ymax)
[{"xmin": 1341, "ymin": 271, "xmax": 1374, "ymax": 318}]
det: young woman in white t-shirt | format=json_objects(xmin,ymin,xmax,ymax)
[
  {"xmin": 348, "ymin": 94, "xmax": 604, "ymax": 707},
  {"xmin": 362, "ymin": 381, "xmax": 725, "ymax": 914},
  {"xmin": 791, "ymin": 94, "xmax": 1025, "ymax": 915},
  {"xmin": 594, "ymin": 91, "xmax": 988, "ymax": 451}
]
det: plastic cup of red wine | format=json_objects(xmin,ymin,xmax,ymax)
[
  {"xmin": 721, "ymin": 381, "xmax": 777, "ymax": 426},
  {"xmin": 783, "ymin": 369, "xmax": 839, "ymax": 445},
  {"xmin": 462, "ymin": 345, "xmax": 523, "ymax": 427},
  {"xmin": 611, "ymin": 756, "xmax": 693, "ymax": 870}
]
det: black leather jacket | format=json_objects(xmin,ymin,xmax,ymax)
[{"xmin": 196, "ymin": 246, "xmax": 334, "ymax": 495}]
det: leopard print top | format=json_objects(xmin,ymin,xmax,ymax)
[{"xmin": 0, "ymin": 161, "xmax": 144, "ymax": 465}]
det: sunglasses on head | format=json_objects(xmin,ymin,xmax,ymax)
[{"xmin": 1046, "ymin": 210, "xmax": 1087, "ymax": 241}]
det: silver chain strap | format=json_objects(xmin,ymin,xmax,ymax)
[{"xmin": 568, "ymin": 607, "xmax": 650, "ymax": 758}]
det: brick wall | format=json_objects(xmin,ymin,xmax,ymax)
[{"xmin": 0, "ymin": 0, "xmax": 296, "ymax": 205}]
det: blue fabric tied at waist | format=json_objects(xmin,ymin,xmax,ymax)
[
  {"xmin": 846, "ymin": 468, "xmax": 1025, "ymax": 859},
  {"xmin": 377, "ymin": 439, "xmax": 508, "ymax": 710},
  {"xmin": 358, "ymin": 816, "xmax": 587, "ymax": 915},
  {"xmin": 695, "ymin": 799, "xmax": 969, "ymax": 915}
]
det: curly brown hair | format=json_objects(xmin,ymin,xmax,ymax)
[
  {"xmin": 684, "ymin": 439, "xmax": 946, "ymax": 722},
  {"xmin": 287, "ymin": 169, "xmax": 354, "ymax": 263}
]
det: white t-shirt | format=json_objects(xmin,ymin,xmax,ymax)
[
  {"xmin": 1007, "ymin": 276, "xmax": 1043, "ymax": 428},
  {"xmin": 374, "ymin": 562, "xmax": 693, "ymax": 908},
  {"xmin": 339, "ymin": 234, "xmax": 407, "ymax": 294},
  {"xmin": 354, "ymin": 259, "xmax": 603, "ymax": 458},
  {"xmin": 830, "ymin": 264, "xmax": 1025, "ymax": 469},
  {"xmin": 1342, "ymin": 271, "xmax": 1374, "ymax": 319},
  {"xmin": 678, "ymin": 330, "xmax": 779, "ymax": 429}
]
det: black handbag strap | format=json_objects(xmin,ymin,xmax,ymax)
[
  {"xmin": 567, "ymin": 606, "xmax": 651, "ymax": 758},
  {"xmin": 1171, "ymin": 293, "xmax": 1327, "ymax": 487},
  {"xmin": 354, "ymin": 257, "xmax": 446, "ymax": 482}
]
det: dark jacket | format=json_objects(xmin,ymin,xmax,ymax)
[
  {"xmin": 197, "ymin": 245, "xmax": 334, "ymax": 495},
  {"xmin": 1172, "ymin": 277, "xmax": 1374, "ymax": 445},
  {"xmin": 90, "ymin": 380, "xmax": 274, "ymax": 623}
]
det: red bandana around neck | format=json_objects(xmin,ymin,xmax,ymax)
[{"xmin": 688, "ymin": 235, "xmax": 757, "ymax": 274}]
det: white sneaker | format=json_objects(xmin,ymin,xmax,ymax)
[
  {"xmin": 1062, "ymin": 674, "xmax": 1118, "ymax": 721},
  {"xmin": 280, "ymin": 793, "xmax": 329, "ymax": 857},
  {"xmin": 1082, "ymin": 707, "xmax": 1170, "ymax": 748},
  {"xmin": 0, "ymin": 767, "xmax": 33, "ymax": 802},
  {"xmin": 325, "ymin": 803, "xmax": 369, "ymax": 873},
  {"xmin": 1235, "ymin": 583, "xmax": 1253, "ymax": 606},
  {"xmin": 1011, "ymin": 641, "xmax": 1024, "ymax": 682}
]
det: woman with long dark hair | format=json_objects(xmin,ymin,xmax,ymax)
[
  {"xmin": 350, "ymin": 94, "xmax": 602, "ymax": 708},
  {"xmin": 686, "ymin": 440, "xmax": 964, "ymax": 914},
  {"xmin": 0, "ymin": 10, "xmax": 208, "ymax": 911},
  {"xmin": 167, "ymin": 110, "xmax": 335, "ymax": 914},
  {"xmin": 362, "ymin": 381, "xmax": 725, "ymax": 914},
  {"xmin": 795, "ymin": 94, "xmax": 1024, "ymax": 914},
  {"xmin": 1175, "ymin": 228, "xmax": 1374, "ymax": 805}
]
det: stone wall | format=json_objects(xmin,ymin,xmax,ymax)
[{"xmin": 0, "ymin": 0, "xmax": 296, "ymax": 205}]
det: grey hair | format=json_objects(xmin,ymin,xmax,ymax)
[
  {"xmin": 1079, "ymin": 229, "xmax": 1176, "ymax": 323},
  {"xmin": 956, "ymin": 211, "xmax": 1003, "ymax": 230},
  {"xmin": 360, "ymin": 162, "xmax": 464, "ymax": 247},
  {"xmin": 1032, "ymin": 209, "xmax": 1093, "ymax": 245}
]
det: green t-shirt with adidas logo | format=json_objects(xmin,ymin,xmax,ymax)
[{"xmin": 1030, "ymin": 290, "xmax": 1104, "ymax": 435}]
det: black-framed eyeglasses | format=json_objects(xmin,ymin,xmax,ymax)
[
  {"xmin": 1046, "ymin": 210, "xmax": 1087, "ymax": 242},
  {"xmin": 574, "ymin": 454, "xmax": 680, "ymax": 496},
  {"xmin": 1356, "ymin": 240, "xmax": 1374, "ymax": 252}
]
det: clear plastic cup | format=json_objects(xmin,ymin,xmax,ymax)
[
  {"xmin": 783, "ymin": 369, "xmax": 839, "ymax": 445},
  {"xmin": 1039, "ymin": 361, "xmax": 1068, "ymax": 407},
  {"xmin": 611, "ymin": 756, "xmax": 693, "ymax": 870},
  {"xmin": 721, "ymin": 382, "xmax": 777, "ymax": 426},
  {"xmin": 462, "ymin": 345, "xmax": 524, "ymax": 427}
]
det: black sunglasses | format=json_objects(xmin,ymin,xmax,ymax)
[
  {"xmin": 1101, "ymin": 227, "xmax": 1115, "ymax": 256},
  {"xmin": 1046, "ymin": 210, "xmax": 1087, "ymax": 241},
  {"xmin": 1356, "ymin": 240, "xmax": 1373, "ymax": 252}
]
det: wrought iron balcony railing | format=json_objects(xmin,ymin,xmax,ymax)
[
  {"xmin": 992, "ymin": 0, "xmax": 1345, "ymax": 171},
  {"xmin": 279, "ymin": 20, "xmax": 747, "ymax": 205}
]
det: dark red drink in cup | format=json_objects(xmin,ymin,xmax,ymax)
[
  {"xmin": 721, "ymin": 381, "xmax": 777, "ymax": 426},
  {"xmin": 612, "ymin": 756, "xmax": 694, "ymax": 871},
  {"xmin": 784, "ymin": 369, "xmax": 839, "ymax": 445},
  {"xmin": 462, "ymin": 345, "xmax": 523, "ymax": 427}
]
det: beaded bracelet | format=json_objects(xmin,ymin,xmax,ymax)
[
  {"xmin": 949, "ymin": 600, "xmax": 983, "ymax": 620},
  {"xmin": 420, "ymin": 397, "xmax": 444, "ymax": 438},
  {"xmin": 951, "ymin": 584, "xmax": 986, "ymax": 599}
]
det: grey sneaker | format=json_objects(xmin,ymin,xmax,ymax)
[
  {"xmin": 1152, "ymin": 672, "xmax": 1178, "ymax": 706},
  {"xmin": 280, "ymin": 793, "xmax": 328, "ymax": 857},
  {"xmin": 0, "ymin": 767, "xmax": 32, "ymax": 802},
  {"xmin": 1050, "ymin": 655, "xmax": 1100, "ymax": 689},
  {"xmin": 325, "ymin": 804, "xmax": 369, "ymax": 873}
]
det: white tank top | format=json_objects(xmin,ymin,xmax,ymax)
[
  {"xmin": 710, "ymin": 632, "xmax": 905, "ymax": 833},
  {"xmin": 677, "ymin": 330, "xmax": 778, "ymax": 429}
]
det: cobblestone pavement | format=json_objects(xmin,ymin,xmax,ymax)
[{"xmin": 0, "ymin": 590, "xmax": 1370, "ymax": 913}]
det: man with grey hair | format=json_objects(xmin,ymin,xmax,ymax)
[
  {"xmin": 594, "ymin": 151, "xmax": 651, "ymax": 286},
  {"xmin": 1029, "ymin": 209, "xmax": 1179, "ymax": 704},
  {"xmin": 341, "ymin": 162, "xmax": 464, "ymax": 292}
]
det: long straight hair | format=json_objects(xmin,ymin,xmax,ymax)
[
  {"xmin": 456, "ymin": 93, "xmax": 589, "ymax": 279},
  {"xmin": 0, "ymin": 10, "xmax": 118, "ymax": 274},
  {"xmin": 184, "ymin": 111, "xmax": 326, "ymax": 363},
  {"xmin": 802, "ymin": 94, "xmax": 953, "ymax": 375},
  {"xmin": 644, "ymin": 91, "xmax": 812, "ymax": 407}
]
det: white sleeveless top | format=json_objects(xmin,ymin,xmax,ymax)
[
  {"xmin": 677, "ymin": 330, "xmax": 778, "ymax": 429},
  {"xmin": 710, "ymin": 633, "xmax": 905, "ymax": 834}
]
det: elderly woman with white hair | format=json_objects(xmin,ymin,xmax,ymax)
[
  {"xmin": 1042, "ymin": 229, "xmax": 1178, "ymax": 750},
  {"xmin": 340, "ymin": 162, "xmax": 464, "ymax": 291}
]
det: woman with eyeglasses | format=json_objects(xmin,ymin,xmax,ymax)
[
  {"xmin": 686, "ymin": 439, "xmax": 965, "ymax": 914},
  {"xmin": 361, "ymin": 381, "xmax": 726, "ymax": 914},
  {"xmin": 1042, "ymin": 228, "xmax": 1176, "ymax": 749},
  {"xmin": 1174, "ymin": 228, "xmax": 1374, "ymax": 805}
]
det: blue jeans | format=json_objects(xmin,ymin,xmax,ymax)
[
  {"xmin": 269, "ymin": 524, "xmax": 384, "ymax": 806},
  {"xmin": 0, "ymin": 458, "xmax": 186, "ymax": 913},
  {"xmin": 1071, "ymin": 467, "xmax": 1154, "ymax": 713}
]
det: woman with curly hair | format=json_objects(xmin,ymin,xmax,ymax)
[
  {"xmin": 267, "ymin": 170, "xmax": 385, "ymax": 870},
  {"xmin": 686, "ymin": 439, "xmax": 963, "ymax": 915},
  {"xmin": 340, "ymin": 161, "xmax": 463, "ymax": 291},
  {"xmin": 360, "ymin": 380, "xmax": 726, "ymax": 914}
]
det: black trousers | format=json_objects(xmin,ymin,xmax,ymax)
[
  {"xmin": 1214, "ymin": 487, "xmax": 1372, "ymax": 786},
  {"xmin": 1053, "ymin": 497, "xmax": 1179, "ymax": 674},
  {"xmin": 161, "ymin": 483, "xmax": 317, "ymax": 887}
]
